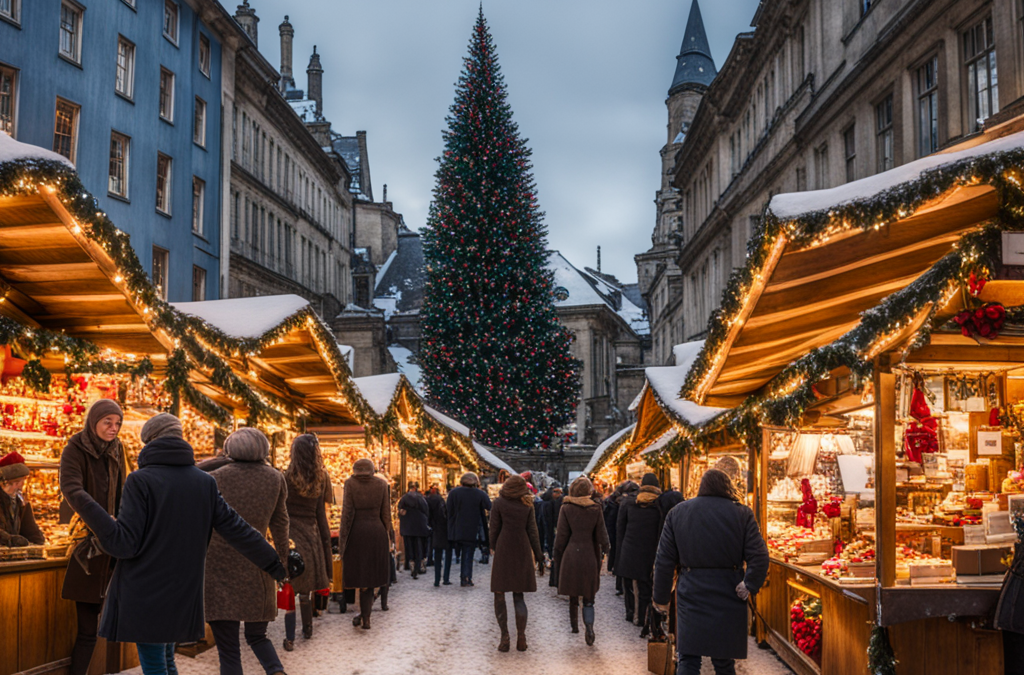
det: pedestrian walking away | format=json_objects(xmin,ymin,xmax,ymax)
[
  {"xmin": 426, "ymin": 483, "xmax": 453, "ymax": 586},
  {"xmin": 69, "ymin": 414, "xmax": 286, "ymax": 675},
  {"xmin": 337, "ymin": 458, "xmax": 394, "ymax": 630},
  {"xmin": 204, "ymin": 427, "xmax": 291, "ymax": 675},
  {"xmin": 446, "ymin": 471, "xmax": 491, "ymax": 586},
  {"xmin": 553, "ymin": 476, "xmax": 610, "ymax": 646},
  {"xmin": 652, "ymin": 469, "xmax": 769, "ymax": 675},
  {"xmin": 58, "ymin": 399, "xmax": 128, "ymax": 675},
  {"xmin": 603, "ymin": 481, "xmax": 630, "ymax": 598},
  {"xmin": 616, "ymin": 473, "xmax": 662, "ymax": 635},
  {"xmin": 489, "ymin": 474, "xmax": 544, "ymax": 652},
  {"xmin": 398, "ymin": 481, "xmax": 430, "ymax": 578},
  {"xmin": 282, "ymin": 434, "xmax": 333, "ymax": 649}
]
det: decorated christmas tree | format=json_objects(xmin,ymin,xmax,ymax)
[{"xmin": 419, "ymin": 10, "xmax": 581, "ymax": 450}]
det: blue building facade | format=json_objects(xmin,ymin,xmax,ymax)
[{"xmin": 0, "ymin": 0, "xmax": 225, "ymax": 302}]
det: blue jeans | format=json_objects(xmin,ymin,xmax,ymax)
[
  {"xmin": 136, "ymin": 643, "xmax": 178, "ymax": 675},
  {"xmin": 677, "ymin": 654, "xmax": 735, "ymax": 675},
  {"xmin": 458, "ymin": 541, "xmax": 477, "ymax": 581},
  {"xmin": 434, "ymin": 546, "xmax": 453, "ymax": 585}
]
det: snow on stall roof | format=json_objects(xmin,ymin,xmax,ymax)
[
  {"xmin": 673, "ymin": 341, "xmax": 704, "ymax": 368},
  {"xmin": 171, "ymin": 295, "xmax": 309, "ymax": 340},
  {"xmin": 472, "ymin": 441, "xmax": 515, "ymax": 473},
  {"xmin": 388, "ymin": 344, "xmax": 421, "ymax": 392},
  {"xmin": 640, "ymin": 428, "xmax": 679, "ymax": 456},
  {"xmin": 770, "ymin": 127, "xmax": 1024, "ymax": 220},
  {"xmin": 583, "ymin": 424, "xmax": 635, "ymax": 474},
  {"xmin": 424, "ymin": 406, "xmax": 471, "ymax": 437},
  {"xmin": 642, "ymin": 341, "xmax": 726, "ymax": 427},
  {"xmin": 0, "ymin": 132, "xmax": 75, "ymax": 168},
  {"xmin": 353, "ymin": 373, "xmax": 403, "ymax": 416},
  {"xmin": 628, "ymin": 384, "xmax": 647, "ymax": 412}
]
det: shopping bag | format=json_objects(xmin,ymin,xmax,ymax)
[
  {"xmin": 276, "ymin": 582, "xmax": 295, "ymax": 611},
  {"xmin": 646, "ymin": 608, "xmax": 675, "ymax": 675}
]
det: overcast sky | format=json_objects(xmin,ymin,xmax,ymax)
[{"xmin": 246, "ymin": 0, "xmax": 757, "ymax": 283}]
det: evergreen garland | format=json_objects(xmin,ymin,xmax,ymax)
[{"xmin": 867, "ymin": 625, "xmax": 898, "ymax": 675}]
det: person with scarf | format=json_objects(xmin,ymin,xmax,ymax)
[
  {"xmin": 652, "ymin": 469, "xmax": 769, "ymax": 675},
  {"xmin": 338, "ymin": 458, "xmax": 394, "ymax": 630},
  {"xmin": 0, "ymin": 451, "xmax": 44, "ymax": 546},
  {"xmin": 489, "ymin": 474, "xmax": 544, "ymax": 652},
  {"xmin": 71, "ymin": 414, "xmax": 286, "ymax": 675},
  {"xmin": 59, "ymin": 399, "xmax": 128, "ymax": 675},
  {"xmin": 616, "ymin": 473, "xmax": 662, "ymax": 635},
  {"xmin": 553, "ymin": 476, "xmax": 610, "ymax": 645}
]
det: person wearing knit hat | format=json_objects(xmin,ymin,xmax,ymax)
[
  {"xmin": 446, "ymin": 469, "xmax": 492, "ymax": 587},
  {"xmin": 0, "ymin": 451, "xmax": 44, "ymax": 547},
  {"xmin": 140, "ymin": 413, "xmax": 184, "ymax": 444},
  {"xmin": 616, "ymin": 473, "xmax": 662, "ymax": 635}
]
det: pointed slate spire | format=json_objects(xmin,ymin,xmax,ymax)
[{"xmin": 669, "ymin": 0, "xmax": 717, "ymax": 95}]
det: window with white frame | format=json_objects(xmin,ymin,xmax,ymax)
[
  {"xmin": 53, "ymin": 98, "xmax": 79, "ymax": 162},
  {"xmin": 193, "ymin": 97, "xmax": 206, "ymax": 147},
  {"xmin": 152, "ymin": 247, "xmax": 168, "ymax": 300},
  {"xmin": 0, "ymin": 66, "xmax": 15, "ymax": 136},
  {"xmin": 192, "ymin": 177, "xmax": 204, "ymax": 235},
  {"xmin": 876, "ymin": 94, "xmax": 894, "ymax": 172},
  {"xmin": 192, "ymin": 266, "xmax": 206, "ymax": 302},
  {"xmin": 108, "ymin": 132, "xmax": 130, "ymax": 198},
  {"xmin": 159, "ymin": 68, "xmax": 174, "ymax": 122},
  {"xmin": 156, "ymin": 153, "xmax": 172, "ymax": 214},
  {"xmin": 59, "ymin": 2, "xmax": 82, "ymax": 63},
  {"xmin": 199, "ymin": 34, "xmax": 211, "ymax": 77},
  {"xmin": 964, "ymin": 16, "xmax": 998, "ymax": 132},
  {"xmin": 115, "ymin": 36, "xmax": 135, "ymax": 99},
  {"xmin": 843, "ymin": 125, "xmax": 856, "ymax": 183},
  {"xmin": 163, "ymin": 1, "xmax": 178, "ymax": 44},
  {"xmin": 1, "ymin": 0, "xmax": 19, "ymax": 23},
  {"xmin": 917, "ymin": 55, "xmax": 939, "ymax": 156}
]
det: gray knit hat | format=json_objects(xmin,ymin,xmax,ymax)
[
  {"xmin": 224, "ymin": 427, "xmax": 269, "ymax": 462},
  {"xmin": 140, "ymin": 413, "xmax": 184, "ymax": 444}
]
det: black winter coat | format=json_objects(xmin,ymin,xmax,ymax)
[
  {"xmin": 446, "ymin": 486, "xmax": 491, "ymax": 543},
  {"xmin": 603, "ymin": 496, "xmax": 620, "ymax": 572},
  {"xmin": 398, "ymin": 490, "xmax": 430, "ymax": 538},
  {"xmin": 542, "ymin": 496, "xmax": 563, "ymax": 554},
  {"xmin": 652, "ymin": 495, "xmax": 769, "ymax": 660},
  {"xmin": 615, "ymin": 491, "xmax": 663, "ymax": 581},
  {"xmin": 75, "ymin": 437, "xmax": 285, "ymax": 644},
  {"xmin": 426, "ymin": 492, "xmax": 449, "ymax": 549},
  {"xmin": 656, "ymin": 490, "xmax": 684, "ymax": 522},
  {"xmin": 996, "ymin": 543, "xmax": 1024, "ymax": 635}
]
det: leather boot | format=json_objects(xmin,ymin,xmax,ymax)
[
  {"xmin": 299, "ymin": 597, "xmax": 313, "ymax": 639},
  {"xmin": 359, "ymin": 588, "xmax": 373, "ymax": 629},
  {"xmin": 569, "ymin": 597, "xmax": 579, "ymax": 634},
  {"xmin": 379, "ymin": 585, "xmax": 389, "ymax": 611},
  {"xmin": 583, "ymin": 601, "xmax": 596, "ymax": 646},
  {"xmin": 513, "ymin": 593, "xmax": 528, "ymax": 651},
  {"xmin": 494, "ymin": 593, "xmax": 510, "ymax": 652}
]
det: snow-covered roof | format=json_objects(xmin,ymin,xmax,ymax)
[
  {"xmin": 472, "ymin": 441, "xmax": 515, "ymax": 474},
  {"xmin": 582, "ymin": 423, "xmax": 635, "ymax": 474},
  {"xmin": 375, "ymin": 250, "xmax": 398, "ymax": 291},
  {"xmin": 548, "ymin": 252, "xmax": 649, "ymax": 335},
  {"xmin": 644, "ymin": 341, "xmax": 725, "ymax": 427},
  {"xmin": 388, "ymin": 344, "xmax": 421, "ymax": 392},
  {"xmin": 337, "ymin": 344, "xmax": 354, "ymax": 370},
  {"xmin": 353, "ymin": 373, "xmax": 403, "ymax": 416},
  {"xmin": 171, "ymin": 295, "xmax": 309, "ymax": 340},
  {"xmin": 673, "ymin": 341, "xmax": 703, "ymax": 367},
  {"xmin": 640, "ymin": 428, "xmax": 678, "ymax": 456},
  {"xmin": 0, "ymin": 132, "xmax": 75, "ymax": 168},
  {"xmin": 769, "ymin": 127, "xmax": 1024, "ymax": 220},
  {"xmin": 424, "ymin": 406, "xmax": 471, "ymax": 437},
  {"xmin": 373, "ymin": 231, "xmax": 427, "ymax": 314},
  {"xmin": 288, "ymin": 99, "xmax": 319, "ymax": 123}
]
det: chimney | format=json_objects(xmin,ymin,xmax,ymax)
[
  {"xmin": 307, "ymin": 46, "xmax": 323, "ymax": 117},
  {"xmin": 234, "ymin": 0, "xmax": 259, "ymax": 47},
  {"xmin": 278, "ymin": 16, "xmax": 294, "ymax": 92},
  {"xmin": 597, "ymin": 246, "xmax": 602, "ymax": 273}
]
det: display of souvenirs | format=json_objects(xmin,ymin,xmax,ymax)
[
  {"xmin": 790, "ymin": 597, "xmax": 822, "ymax": 662},
  {"xmin": 769, "ymin": 475, "xmax": 832, "ymax": 502}
]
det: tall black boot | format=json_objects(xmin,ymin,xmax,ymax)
[
  {"xmin": 299, "ymin": 594, "xmax": 314, "ymax": 639},
  {"xmin": 583, "ymin": 598, "xmax": 596, "ymax": 646},
  {"xmin": 569, "ymin": 596, "xmax": 579, "ymax": 634},
  {"xmin": 513, "ymin": 592, "xmax": 528, "ymax": 651},
  {"xmin": 379, "ymin": 585, "xmax": 389, "ymax": 611},
  {"xmin": 359, "ymin": 588, "xmax": 373, "ymax": 629},
  {"xmin": 494, "ymin": 593, "xmax": 510, "ymax": 652}
]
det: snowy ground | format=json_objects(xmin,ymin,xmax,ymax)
[{"xmin": 119, "ymin": 564, "xmax": 792, "ymax": 675}]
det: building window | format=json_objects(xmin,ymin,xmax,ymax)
[
  {"xmin": 156, "ymin": 153, "xmax": 172, "ymax": 214},
  {"xmin": 964, "ymin": 16, "xmax": 998, "ymax": 132},
  {"xmin": 0, "ymin": 66, "xmax": 15, "ymax": 136},
  {"xmin": 59, "ymin": 2, "xmax": 82, "ymax": 63},
  {"xmin": 1, "ymin": 0, "xmax": 19, "ymax": 23},
  {"xmin": 193, "ymin": 97, "xmax": 206, "ymax": 147},
  {"xmin": 108, "ymin": 132, "xmax": 130, "ymax": 198},
  {"xmin": 796, "ymin": 166, "xmax": 807, "ymax": 192},
  {"xmin": 814, "ymin": 143, "xmax": 829, "ymax": 189},
  {"xmin": 199, "ymin": 34, "xmax": 211, "ymax": 77},
  {"xmin": 115, "ymin": 36, "xmax": 135, "ymax": 99},
  {"xmin": 876, "ymin": 94, "xmax": 894, "ymax": 172},
  {"xmin": 192, "ymin": 266, "xmax": 206, "ymax": 301},
  {"xmin": 159, "ymin": 68, "xmax": 174, "ymax": 122},
  {"xmin": 192, "ymin": 177, "xmax": 204, "ymax": 235},
  {"xmin": 52, "ymin": 98, "xmax": 79, "ymax": 162},
  {"xmin": 152, "ymin": 247, "xmax": 169, "ymax": 300},
  {"xmin": 916, "ymin": 56, "xmax": 939, "ymax": 156},
  {"xmin": 163, "ymin": 1, "xmax": 178, "ymax": 44},
  {"xmin": 232, "ymin": 192, "xmax": 240, "ymax": 240},
  {"xmin": 843, "ymin": 125, "xmax": 856, "ymax": 183}
]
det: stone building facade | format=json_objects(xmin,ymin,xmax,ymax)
[{"xmin": 644, "ymin": 0, "xmax": 1024, "ymax": 350}]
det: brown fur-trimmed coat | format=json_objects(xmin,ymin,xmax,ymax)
[
  {"xmin": 553, "ymin": 497, "xmax": 610, "ymax": 598},
  {"xmin": 338, "ymin": 472, "xmax": 393, "ymax": 589},
  {"xmin": 489, "ymin": 496, "xmax": 543, "ymax": 593}
]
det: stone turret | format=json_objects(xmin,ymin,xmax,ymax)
[
  {"xmin": 666, "ymin": 0, "xmax": 717, "ymax": 147},
  {"xmin": 307, "ymin": 46, "xmax": 323, "ymax": 118},
  {"xmin": 234, "ymin": 0, "xmax": 259, "ymax": 47},
  {"xmin": 279, "ymin": 16, "xmax": 295, "ymax": 92}
]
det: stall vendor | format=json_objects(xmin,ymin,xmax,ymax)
[{"xmin": 0, "ymin": 451, "xmax": 44, "ymax": 547}]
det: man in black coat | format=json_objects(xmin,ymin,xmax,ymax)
[
  {"xmin": 603, "ymin": 482, "xmax": 629, "ymax": 595},
  {"xmin": 616, "ymin": 474, "xmax": 662, "ymax": 631},
  {"xmin": 398, "ymin": 481, "xmax": 430, "ymax": 578},
  {"xmin": 446, "ymin": 472, "xmax": 492, "ymax": 587},
  {"xmin": 425, "ymin": 484, "xmax": 453, "ymax": 586},
  {"xmin": 652, "ymin": 469, "xmax": 769, "ymax": 675}
]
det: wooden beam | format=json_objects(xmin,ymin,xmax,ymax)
[
  {"xmin": 0, "ymin": 262, "xmax": 107, "ymax": 283},
  {"xmin": 0, "ymin": 224, "xmax": 75, "ymax": 247},
  {"xmin": 907, "ymin": 344, "xmax": 1024, "ymax": 364},
  {"xmin": 875, "ymin": 365, "xmax": 896, "ymax": 589}
]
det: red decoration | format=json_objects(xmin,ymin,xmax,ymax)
[
  {"xmin": 968, "ymin": 271, "xmax": 987, "ymax": 296},
  {"xmin": 904, "ymin": 385, "xmax": 938, "ymax": 463},
  {"xmin": 954, "ymin": 302, "xmax": 1006, "ymax": 340},
  {"xmin": 989, "ymin": 407, "xmax": 1002, "ymax": 427},
  {"xmin": 821, "ymin": 496, "xmax": 842, "ymax": 519},
  {"xmin": 796, "ymin": 479, "xmax": 817, "ymax": 529}
]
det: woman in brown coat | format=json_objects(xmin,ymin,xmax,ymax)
[
  {"xmin": 204, "ymin": 427, "xmax": 290, "ymax": 675},
  {"xmin": 58, "ymin": 399, "xmax": 127, "ymax": 675},
  {"xmin": 283, "ymin": 435, "xmax": 332, "ymax": 648},
  {"xmin": 338, "ymin": 458, "xmax": 394, "ymax": 630},
  {"xmin": 489, "ymin": 474, "xmax": 543, "ymax": 652},
  {"xmin": 554, "ymin": 476, "xmax": 610, "ymax": 645}
]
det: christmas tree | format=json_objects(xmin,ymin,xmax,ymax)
[{"xmin": 420, "ymin": 10, "xmax": 581, "ymax": 450}]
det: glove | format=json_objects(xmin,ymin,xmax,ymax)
[
  {"xmin": 7, "ymin": 535, "xmax": 30, "ymax": 547},
  {"xmin": 735, "ymin": 581, "xmax": 750, "ymax": 601},
  {"xmin": 652, "ymin": 601, "xmax": 670, "ymax": 615}
]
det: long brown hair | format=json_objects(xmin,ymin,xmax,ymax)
[{"xmin": 286, "ymin": 434, "xmax": 325, "ymax": 498}]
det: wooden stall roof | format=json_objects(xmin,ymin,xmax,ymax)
[
  {"xmin": 0, "ymin": 187, "xmax": 170, "ymax": 359},
  {"xmin": 698, "ymin": 123, "xmax": 1024, "ymax": 407}
]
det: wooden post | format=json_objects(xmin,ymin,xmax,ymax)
[
  {"xmin": 874, "ymin": 358, "xmax": 897, "ymax": 588},
  {"xmin": 755, "ymin": 427, "xmax": 771, "ymax": 644},
  {"xmin": 400, "ymin": 446, "xmax": 408, "ymax": 493}
]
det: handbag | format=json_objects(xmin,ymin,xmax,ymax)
[
  {"xmin": 276, "ymin": 582, "xmax": 295, "ymax": 611},
  {"xmin": 646, "ymin": 607, "xmax": 675, "ymax": 675},
  {"xmin": 287, "ymin": 548, "xmax": 305, "ymax": 579}
]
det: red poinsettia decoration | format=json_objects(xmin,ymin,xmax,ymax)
[
  {"xmin": 968, "ymin": 271, "xmax": 987, "ymax": 296},
  {"xmin": 954, "ymin": 303, "xmax": 1006, "ymax": 340}
]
